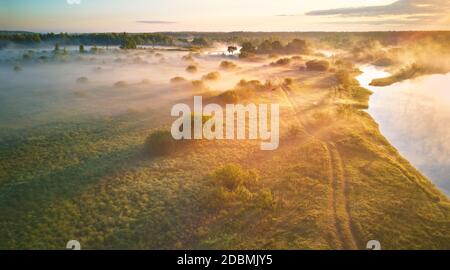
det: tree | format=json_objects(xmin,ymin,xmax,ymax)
[
  {"xmin": 258, "ymin": 40, "xmax": 273, "ymax": 54},
  {"xmin": 285, "ymin": 39, "xmax": 308, "ymax": 54},
  {"xmin": 306, "ymin": 60, "xmax": 330, "ymax": 71},
  {"xmin": 241, "ymin": 42, "xmax": 256, "ymax": 53},
  {"xmin": 120, "ymin": 38, "xmax": 137, "ymax": 49},
  {"xmin": 145, "ymin": 130, "xmax": 178, "ymax": 156},
  {"xmin": 240, "ymin": 42, "xmax": 256, "ymax": 54},
  {"xmin": 212, "ymin": 164, "xmax": 259, "ymax": 191},
  {"xmin": 79, "ymin": 44, "xmax": 85, "ymax": 53},
  {"xmin": 271, "ymin": 41, "xmax": 283, "ymax": 52},
  {"xmin": 0, "ymin": 32, "xmax": 174, "ymax": 48},
  {"xmin": 54, "ymin": 43, "xmax": 60, "ymax": 52},
  {"xmin": 335, "ymin": 70, "xmax": 352, "ymax": 86},
  {"xmin": 239, "ymin": 42, "xmax": 256, "ymax": 58},
  {"xmin": 227, "ymin": 46, "xmax": 238, "ymax": 55},
  {"xmin": 192, "ymin": 37, "xmax": 209, "ymax": 47}
]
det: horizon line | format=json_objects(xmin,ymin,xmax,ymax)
[{"xmin": 2, "ymin": 29, "xmax": 450, "ymax": 34}]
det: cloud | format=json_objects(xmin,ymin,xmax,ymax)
[
  {"xmin": 302, "ymin": 1, "xmax": 450, "ymax": 28},
  {"xmin": 319, "ymin": 15, "xmax": 450, "ymax": 28},
  {"xmin": 305, "ymin": 0, "xmax": 448, "ymax": 17},
  {"xmin": 275, "ymin": 14, "xmax": 298, "ymax": 17},
  {"xmin": 136, "ymin": 20, "xmax": 176, "ymax": 24},
  {"xmin": 321, "ymin": 18, "xmax": 423, "ymax": 26}
]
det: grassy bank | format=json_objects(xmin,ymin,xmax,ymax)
[{"xmin": 370, "ymin": 63, "xmax": 450, "ymax": 86}]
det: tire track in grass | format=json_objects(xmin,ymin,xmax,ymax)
[
  {"xmin": 280, "ymin": 84, "xmax": 358, "ymax": 249},
  {"xmin": 327, "ymin": 142, "xmax": 358, "ymax": 250}
]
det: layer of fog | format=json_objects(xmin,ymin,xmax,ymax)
[{"xmin": 0, "ymin": 45, "xmax": 273, "ymax": 132}]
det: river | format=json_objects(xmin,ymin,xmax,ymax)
[{"xmin": 357, "ymin": 65, "xmax": 450, "ymax": 196}]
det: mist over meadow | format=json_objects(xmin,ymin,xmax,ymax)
[
  {"xmin": 1, "ymin": 31, "xmax": 450, "ymax": 250},
  {"xmin": 0, "ymin": 44, "xmax": 264, "ymax": 132}
]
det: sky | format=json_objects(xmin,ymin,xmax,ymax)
[{"xmin": 1, "ymin": 0, "xmax": 449, "ymax": 32}]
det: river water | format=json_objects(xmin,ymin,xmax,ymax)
[{"xmin": 357, "ymin": 65, "xmax": 450, "ymax": 196}]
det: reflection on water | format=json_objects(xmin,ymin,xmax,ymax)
[{"xmin": 357, "ymin": 66, "xmax": 450, "ymax": 195}]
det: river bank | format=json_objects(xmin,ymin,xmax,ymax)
[{"xmin": 357, "ymin": 65, "xmax": 450, "ymax": 195}]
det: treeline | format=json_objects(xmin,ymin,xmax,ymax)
[
  {"xmin": 165, "ymin": 31, "xmax": 450, "ymax": 50},
  {"xmin": 0, "ymin": 32, "xmax": 174, "ymax": 47},
  {"xmin": 239, "ymin": 39, "xmax": 310, "ymax": 58},
  {"xmin": 3, "ymin": 31, "xmax": 449, "ymax": 51}
]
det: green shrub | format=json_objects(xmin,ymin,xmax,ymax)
[
  {"xmin": 219, "ymin": 60, "xmax": 237, "ymax": 70},
  {"xmin": 335, "ymin": 59, "xmax": 355, "ymax": 70},
  {"xmin": 373, "ymin": 57, "xmax": 395, "ymax": 67},
  {"xmin": 144, "ymin": 129, "xmax": 178, "ymax": 156},
  {"xmin": 120, "ymin": 38, "xmax": 137, "ymax": 50},
  {"xmin": 192, "ymin": 37, "xmax": 209, "ymax": 47},
  {"xmin": 306, "ymin": 59, "xmax": 330, "ymax": 71},
  {"xmin": 284, "ymin": 77, "xmax": 294, "ymax": 86},
  {"xmin": 218, "ymin": 90, "xmax": 239, "ymax": 103},
  {"xmin": 284, "ymin": 39, "xmax": 309, "ymax": 54},
  {"xmin": 202, "ymin": 71, "xmax": 220, "ymax": 81},
  {"xmin": 170, "ymin": 76, "xmax": 187, "ymax": 83},
  {"xmin": 237, "ymin": 79, "xmax": 264, "ymax": 91},
  {"xmin": 76, "ymin": 76, "xmax": 88, "ymax": 84},
  {"xmin": 255, "ymin": 188, "xmax": 276, "ymax": 210},
  {"xmin": 212, "ymin": 164, "xmax": 259, "ymax": 191},
  {"xmin": 186, "ymin": 65, "xmax": 198, "ymax": 73},
  {"xmin": 114, "ymin": 80, "xmax": 128, "ymax": 88},
  {"xmin": 191, "ymin": 80, "xmax": 208, "ymax": 91},
  {"xmin": 270, "ymin": 58, "xmax": 291, "ymax": 66},
  {"xmin": 335, "ymin": 70, "xmax": 354, "ymax": 86},
  {"xmin": 240, "ymin": 42, "xmax": 256, "ymax": 56}
]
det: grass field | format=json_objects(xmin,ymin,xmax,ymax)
[{"xmin": 0, "ymin": 36, "xmax": 449, "ymax": 249}]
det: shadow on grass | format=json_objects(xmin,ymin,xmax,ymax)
[{"xmin": 0, "ymin": 144, "xmax": 142, "ymax": 214}]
